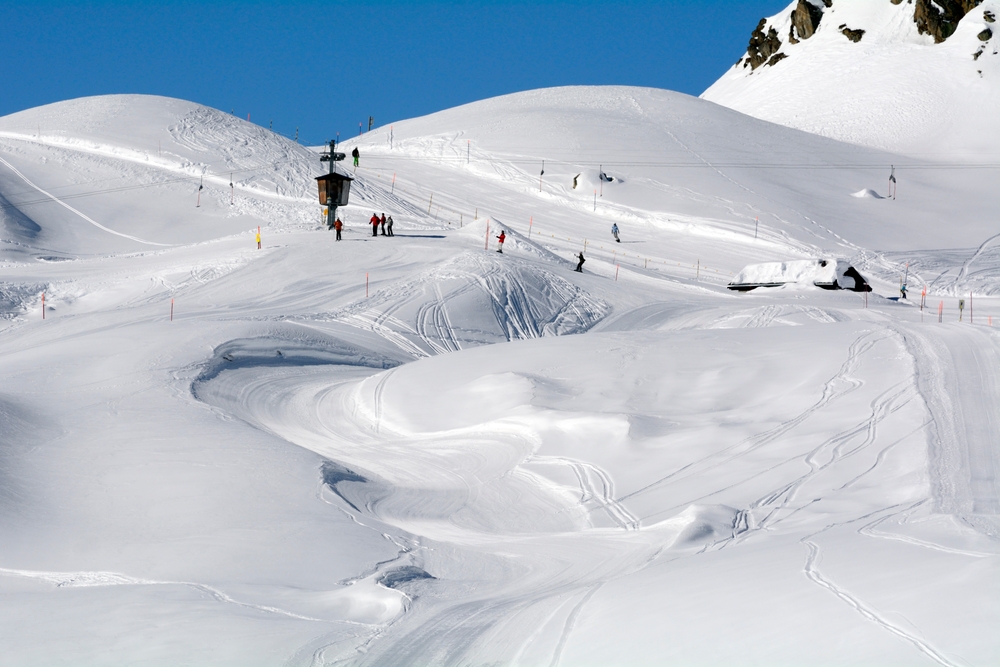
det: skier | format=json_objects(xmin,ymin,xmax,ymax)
[
  {"xmin": 574, "ymin": 251, "xmax": 585, "ymax": 273},
  {"xmin": 387, "ymin": 216, "xmax": 394, "ymax": 237},
  {"xmin": 256, "ymin": 230, "xmax": 261, "ymax": 249},
  {"xmin": 334, "ymin": 218, "xmax": 343, "ymax": 241},
  {"xmin": 380, "ymin": 213, "xmax": 387, "ymax": 236},
  {"xmin": 900, "ymin": 283, "xmax": 908, "ymax": 300},
  {"xmin": 370, "ymin": 212, "xmax": 380, "ymax": 237},
  {"xmin": 611, "ymin": 223, "xmax": 620, "ymax": 243},
  {"xmin": 352, "ymin": 147, "xmax": 360, "ymax": 168},
  {"xmin": 496, "ymin": 230, "xmax": 506, "ymax": 253}
]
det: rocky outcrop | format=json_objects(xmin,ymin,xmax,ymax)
[
  {"xmin": 914, "ymin": 0, "xmax": 983, "ymax": 43},
  {"xmin": 979, "ymin": 28, "xmax": 993, "ymax": 41},
  {"xmin": 745, "ymin": 18, "xmax": 784, "ymax": 70},
  {"xmin": 789, "ymin": 0, "xmax": 825, "ymax": 42},
  {"xmin": 840, "ymin": 26, "xmax": 866, "ymax": 42}
]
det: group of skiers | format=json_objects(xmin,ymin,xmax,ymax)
[
  {"xmin": 327, "ymin": 212, "xmax": 393, "ymax": 241},
  {"xmin": 369, "ymin": 212, "xmax": 394, "ymax": 237}
]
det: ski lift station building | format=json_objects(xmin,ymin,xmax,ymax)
[{"xmin": 727, "ymin": 259, "xmax": 871, "ymax": 292}]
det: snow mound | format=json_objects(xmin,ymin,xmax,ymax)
[
  {"xmin": 851, "ymin": 188, "xmax": 884, "ymax": 199},
  {"xmin": 730, "ymin": 258, "xmax": 870, "ymax": 291},
  {"xmin": 702, "ymin": 0, "xmax": 1000, "ymax": 157},
  {"xmin": 0, "ymin": 95, "xmax": 319, "ymax": 199}
]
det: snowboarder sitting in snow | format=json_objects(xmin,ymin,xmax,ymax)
[
  {"xmin": 352, "ymin": 147, "xmax": 360, "ymax": 168},
  {"xmin": 496, "ymin": 230, "xmax": 506, "ymax": 253},
  {"xmin": 611, "ymin": 223, "xmax": 620, "ymax": 243},
  {"xmin": 370, "ymin": 213, "xmax": 380, "ymax": 237},
  {"xmin": 574, "ymin": 251, "xmax": 585, "ymax": 273}
]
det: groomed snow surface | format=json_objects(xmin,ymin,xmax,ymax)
[{"xmin": 0, "ymin": 90, "xmax": 998, "ymax": 666}]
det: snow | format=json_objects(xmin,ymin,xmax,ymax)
[
  {"xmin": 702, "ymin": 0, "xmax": 1000, "ymax": 158},
  {"xmin": 0, "ymin": 87, "xmax": 998, "ymax": 666},
  {"xmin": 730, "ymin": 258, "xmax": 865, "ymax": 290}
]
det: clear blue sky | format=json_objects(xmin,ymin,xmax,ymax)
[{"xmin": 2, "ymin": 1, "xmax": 787, "ymax": 145}]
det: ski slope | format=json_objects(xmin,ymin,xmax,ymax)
[{"xmin": 0, "ymin": 89, "xmax": 998, "ymax": 666}]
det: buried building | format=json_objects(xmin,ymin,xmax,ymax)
[{"xmin": 728, "ymin": 259, "xmax": 871, "ymax": 292}]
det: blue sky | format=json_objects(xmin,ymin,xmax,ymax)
[{"xmin": 3, "ymin": 1, "xmax": 787, "ymax": 145}]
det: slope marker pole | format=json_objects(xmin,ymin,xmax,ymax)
[
  {"xmin": 170, "ymin": 298, "xmax": 174, "ymax": 321},
  {"xmin": 615, "ymin": 265, "xmax": 619, "ymax": 281},
  {"xmin": 41, "ymin": 292, "xmax": 45, "ymax": 319}
]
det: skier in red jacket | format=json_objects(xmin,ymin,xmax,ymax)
[
  {"xmin": 496, "ymin": 230, "xmax": 506, "ymax": 253},
  {"xmin": 370, "ymin": 213, "xmax": 380, "ymax": 237}
]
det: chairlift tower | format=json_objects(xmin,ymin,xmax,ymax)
[{"xmin": 317, "ymin": 140, "xmax": 352, "ymax": 230}]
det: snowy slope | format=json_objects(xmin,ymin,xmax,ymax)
[
  {"xmin": 0, "ymin": 90, "xmax": 998, "ymax": 666},
  {"xmin": 703, "ymin": 0, "xmax": 1000, "ymax": 158}
]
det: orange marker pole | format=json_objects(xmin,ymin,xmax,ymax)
[
  {"xmin": 391, "ymin": 173, "xmax": 396, "ymax": 195},
  {"xmin": 615, "ymin": 265, "xmax": 619, "ymax": 282},
  {"xmin": 170, "ymin": 298, "xmax": 174, "ymax": 321},
  {"xmin": 41, "ymin": 292, "xmax": 45, "ymax": 319},
  {"xmin": 528, "ymin": 216, "xmax": 533, "ymax": 239},
  {"xmin": 938, "ymin": 301, "xmax": 944, "ymax": 323}
]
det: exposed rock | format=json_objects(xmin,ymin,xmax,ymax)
[
  {"xmin": 842, "ymin": 27, "xmax": 866, "ymax": 42},
  {"xmin": 767, "ymin": 52, "xmax": 789, "ymax": 67},
  {"xmin": 790, "ymin": 0, "xmax": 825, "ymax": 41},
  {"xmin": 746, "ymin": 19, "xmax": 784, "ymax": 70},
  {"xmin": 914, "ymin": 0, "xmax": 983, "ymax": 43},
  {"xmin": 979, "ymin": 28, "xmax": 993, "ymax": 41},
  {"xmin": 985, "ymin": 11, "xmax": 995, "ymax": 23}
]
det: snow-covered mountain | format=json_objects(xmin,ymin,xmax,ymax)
[
  {"xmin": 703, "ymin": 0, "xmax": 1000, "ymax": 157},
  {"xmin": 1, "ymin": 87, "xmax": 998, "ymax": 666}
]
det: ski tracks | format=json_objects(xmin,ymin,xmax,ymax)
[
  {"xmin": 621, "ymin": 328, "xmax": 890, "ymax": 505},
  {"xmin": 529, "ymin": 455, "xmax": 640, "ymax": 530},
  {"xmin": 802, "ymin": 536, "xmax": 961, "ymax": 667},
  {"xmin": 894, "ymin": 324, "xmax": 1000, "ymax": 525}
]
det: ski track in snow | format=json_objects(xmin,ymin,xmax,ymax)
[
  {"xmin": 802, "ymin": 535, "xmax": 961, "ymax": 667},
  {"xmin": 896, "ymin": 324, "xmax": 1000, "ymax": 530},
  {"xmin": 0, "ymin": 155, "xmax": 170, "ymax": 246},
  {"xmin": 0, "ymin": 567, "xmax": 331, "ymax": 623}
]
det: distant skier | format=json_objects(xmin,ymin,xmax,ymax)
[
  {"xmin": 900, "ymin": 283, "xmax": 908, "ymax": 300},
  {"xmin": 334, "ymin": 218, "xmax": 343, "ymax": 241},
  {"xmin": 256, "ymin": 230, "xmax": 262, "ymax": 249},
  {"xmin": 387, "ymin": 215, "xmax": 394, "ymax": 237},
  {"xmin": 380, "ymin": 213, "xmax": 387, "ymax": 236},
  {"xmin": 352, "ymin": 147, "xmax": 360, "ymax": 168},
  {"xmin": 574, "ymin": 251, "xmax": 585, "ymax": 273},
  {"xmin": 370, "ymin": 212, "xmax": 380, "ymax": 237},
  {"xmin": 496, "ymin": 230, "xmax": 506, "ymax": 253},
  {"xmin": 611, "ymin": 223, "xmax": 620, "ymax": 243}
]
